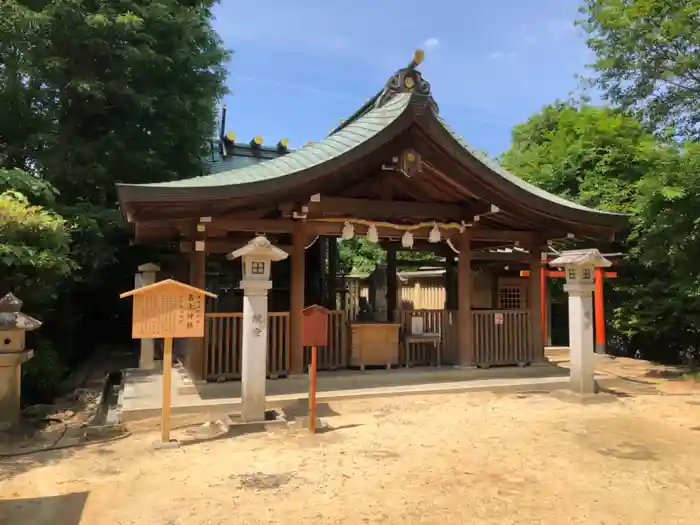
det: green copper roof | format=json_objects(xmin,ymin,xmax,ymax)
[
  {"xmin": 125, "ymin": 93, "xmax": 411, "ymax": 190},
  {"xmin": 116, "ymin": 57, "xmax": 626, "ymax": 231},
  {"xmin": 436, "ymin": 117, "xmax": 621, "ymax": 217}
]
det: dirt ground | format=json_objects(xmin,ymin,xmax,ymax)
[{"xmin": 1, "ymin": 358, "xmax": 700, "ymax": 525}]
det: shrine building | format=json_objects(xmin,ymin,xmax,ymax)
[{"xmin": 117, "ymin": 51, "xmax": 626, "ymax": 382}]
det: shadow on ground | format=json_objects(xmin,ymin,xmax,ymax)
[{"xmin": 0, "ymin": 491, "xmax": 89, "ymax": 525}]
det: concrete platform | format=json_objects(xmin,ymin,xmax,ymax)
[{"xmin": 119, "ymin": 359, "xmax": 582, "ymax": 423}]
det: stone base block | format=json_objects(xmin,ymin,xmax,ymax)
[
  {"xmin": 153, "ymin": 439, "xmax": 180, "ymax": 450},
  {"xmin": 550, "ymin": 388, "xmax": 618, "ymax": 405},
  {"xmin": 290, "ymin": 416, "xmax": 328, "ymax": 432}
]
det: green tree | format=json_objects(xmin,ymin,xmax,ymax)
[
  {"xmin": 10, "ymin": 0, "xmax": 230, "ymax": 204},
  {"xmin": 625, "ymin": 141, "xmax": 700, "ymax": 364},
  {"xmin": 501, "ymin": 101, "xmax": 659, "ymax": 213},
  {"xmin": 501, "ymin": 101, "xmax": 700, "ymax": 363},
  {"xmin": 0, "ymin": 181, "xmax": 73, "ymax": 307},
  {"xmin": 0, "ymin": 1, "xmax": 230, "ymax": 398},
  {"xmin": 579, "ymin": 0, "xmax": 700, "ymax": 139}
]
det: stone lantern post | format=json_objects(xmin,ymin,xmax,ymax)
[
  {"xmin": 135, "ymin": 262, "xmax": 160, "ymax": 370},
  {"xmin": 0, "ymin": 293, "xmax": 42, "ymax": 426},
  {"xmin": 549, "ymin": 249, "xmax": 611, "ymax": 395},
  {"xmin": 228, "ymin": 236, "xmax": 288, "ymax": 422}
]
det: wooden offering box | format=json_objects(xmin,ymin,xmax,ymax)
[{"xmin": 349, "ymin": 323, "xmax": 400, "ymax": 370}]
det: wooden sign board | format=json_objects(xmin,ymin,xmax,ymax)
[
  {"xmin": 120, "ymin": 279, "xmax": 217, "ymax": 339},
  {"xmin": 302, "ymin": 305, "xmax": 330, "ymax": 348}
]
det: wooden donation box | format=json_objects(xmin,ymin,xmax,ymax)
[
  {"xmin": 302, "ymin": 305, "xmax": 329, "ymax": 348},
  {"xmin": 349, "ymin": 323, "xmax": 400, "ymax": 371}
]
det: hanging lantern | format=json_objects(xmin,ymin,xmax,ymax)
[
  {"xmin": 341, "ymin": 222, "xmax": 355, "ymax": 240},
  {"xmin": 367, "ymin": 224, "xmax": 379, "ymax": 243},
  {"xmin": 428, "ymin": 223, "xmax": 441, "ymax": 243},
  {"xmin": 401, "ymin": 230, "xmax": 414, "ymax": 249}
]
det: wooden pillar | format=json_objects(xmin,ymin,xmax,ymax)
[
  {"xmin": 544, "ymin": 274, "xmax": 552, "ymax": 346},
  {"xmin": 319, "ymin": 237, "xmax": 328, "ymax": 309},
  {"xmin": 290, "ymin": 220, "xmax": 306, "ymax": 374},
  {"xmin": 491, "ymin": 271, "xmax": 500, "ymax": 309},
  {"xmin": 445, "ymin": 257, "xmax": 458, "ymax": 310},
  {"xmin": 528, "ymin": 245, "xmax": 545, "ymax": 361},
  {"xmin": 457, "ymin": 231, "xmax": 473, "ymax": 366},
  {"xmin": 188, "ymin": 229, "xmax": 206, "ymax": 379},
  {"xmin": 327, "ymin": 237, "xmax": 338, "ymax": 310},
  {"xmin": 594, "ymin": 267, "xmax": 606, "ymax": 354},
  {"xmin": 386, "ymin": 244, "xmax": 397, "ymax": 320}
]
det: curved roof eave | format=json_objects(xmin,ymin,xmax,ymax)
[
  {"xmin": 419, "ymin": 109, "xmax": 628, "ymax": 230},
  {"xmin": 116, "ymin": 93, "xmax": 414, "ymax": 206}
]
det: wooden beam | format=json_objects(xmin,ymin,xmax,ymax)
[
  {"xmin": 167, "ymin": 216, "xmax": 541, "ymax": 243},
  {"xmin": 295, "ymin": 197, "xmax": 484, "ymax": 221},
  {"xmin": 180, "ymin": 239, "xmax": 292, "ymax": 254},
  {"xmin": 520, "ymin": 270, "xmax": 618, "ymax": 278}
]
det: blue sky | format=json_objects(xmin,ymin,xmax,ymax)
[{"xmin": 212, "ymin": 0, "xmax": 594, "ymax": 156}]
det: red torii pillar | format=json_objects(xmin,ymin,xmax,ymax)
[{"xmin": 520, "ymin": 266, "xmax": 617, "ymax": 354}]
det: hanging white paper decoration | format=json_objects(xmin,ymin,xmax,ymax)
[
  {"xmin": 341, "ymin": 222, "xmax": 355, "ymax": 240},
  {"xmin": 401, "ymin": 231, "xmax": 414, "ymax": 249},
  {"xmin": 366, "ymin": 224, "xmax": 379, "ymax": 243},
  {"xmin": 428, "ymin": 224, "xmax": 441, "ymax": 243}
]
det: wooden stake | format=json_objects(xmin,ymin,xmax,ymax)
[
  {"xmin": 161, "ymin": 337, "xmax": 173, "ymax": 444},
  {"xmin": 309, "ymin": 345, "xmax": 317, "ymax": 434}
]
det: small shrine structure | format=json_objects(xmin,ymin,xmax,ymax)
[{"xmin": 116, "ymin": 50, "xmax": 626, "ymax": 383}]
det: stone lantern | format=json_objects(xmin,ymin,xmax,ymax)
[
  {"xmin": 228, "ymin": 236, "xmax": 288, "ymax": 422},
  {"xmin": 0, "ymin": 293, "xmax": 41, "ymax": 425},
  {"xmin": 549, "ymin": 249, "xmax": 611, "ymax": 395}
]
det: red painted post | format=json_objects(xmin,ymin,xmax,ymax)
[
  {"xmin": 594, "ymin": 267, "xmax": 606, "ymax": 354},
  {"xmin": 309, "ymin": 346, "xmax": 317, "ymax": 433},
  {"xmin": 301, "ymin": 305, "xmax": 329, "ymax": 434},
  {"xmin": 540, "ymin": 265, "xmax": 547, "ymax": 346}
]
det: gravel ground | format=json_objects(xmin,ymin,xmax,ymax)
[{"xmin": 1, "ymin": 379, "xmax": 700, "ymax": 525}]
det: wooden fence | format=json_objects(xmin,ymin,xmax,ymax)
[
  {"xmin": 395, "ymin": 309, "xmax": 458, "ymax": 366},
  {"xmin": 204, "ymin": 308, "xmax": 536, "ymax": 379},
  {"xmin": 204, "ymin": 312, "xmax": 290, "ymax": 380},
  {"xmin": 472, "ymin": 310, "xmax": 533, "ymax": 365},
  {"xmin": 204, "ymin": 310, "xmax": 346, "ymax": 380}
]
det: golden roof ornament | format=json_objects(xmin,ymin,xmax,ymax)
[{"xmin": 374, "ymin": 48, "xmax": 436, "ymax": 112}]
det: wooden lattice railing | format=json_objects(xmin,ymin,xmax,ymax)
[
  {"xmin": 204, "ymin": 312, "xmax": 290, "ymax": 380},
  {"xmin": 472, "ymin": 309, "xmax": 533, "ymax": 365},
  {"xmin": 205, "ymin": 310, "xmax": 347, "ymax": 380},
  {"xmin": 395, "ymin": 309, "xmax": 458, "ymax": 366}
]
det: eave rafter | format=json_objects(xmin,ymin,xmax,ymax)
[{"xmin": 415, "ymin": 126, "xmax": 619, "ymax": 239}]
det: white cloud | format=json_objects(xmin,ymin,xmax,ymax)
[{"xmin": 423, "ymin": 37, "xmax": 440, "ymax": 50}]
